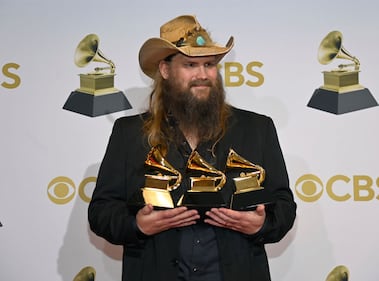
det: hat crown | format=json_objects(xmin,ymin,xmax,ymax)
[{"xmin": 160, "ymin": 15, "xmax": 212, "ymax": 47}]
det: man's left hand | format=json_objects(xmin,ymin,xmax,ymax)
[{"xmin": 204, "ymin": 205, "xmax": 266, "ymax": 235}]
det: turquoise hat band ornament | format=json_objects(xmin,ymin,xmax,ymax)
[{"xmin": 196, "ymin": 36, "xmax": 206, "ymax": 46}]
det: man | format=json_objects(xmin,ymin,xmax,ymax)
[{"xmin": 88, "ymin": 15, "xmax": 296, "ymax": 281}]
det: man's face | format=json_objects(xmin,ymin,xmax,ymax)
[
  {"xmin": 159, "ymin": 53, "xmax": 219, "ymax": 101},
  {"xmin": 158, "ymin": 53, "xmax": 227, "ymax": 142}
]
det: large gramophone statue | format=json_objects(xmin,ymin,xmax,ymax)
[
  {"xmin": 128, "ymin": 147, "xmax": 183, "ymax": 209},
  {"xmin": 226, "ymin": 149, "xmax": 273, "ymax": 210},
  {"xmin": 179, "ymin": 150, "xmax": 228, "ymax": 209},
  {"xmin": 308, "ymin": 30, "xmax": 377, "ymax": 114},
  {"xmin": 73, "ymin": 266, "xmax": 96, "ymax": 281},
  {"xmin": 325, "ymin": 265, "xmax": 349, "ymax": 281},
  {"xmin": 63, "ymin": 33, "xmax": 131, "ymax": 117}
]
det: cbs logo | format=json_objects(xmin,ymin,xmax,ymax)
[
  {"xmin": 1, "ymin": 63, "xmax": 21, "ymax": 89},
  {"xmin": 47, "ymin": 176, "xmax": 96, "ymax": 204},
  {"xmin": 219, "ymin": 61, "xmax": 264, "ymax": 87},
  {"xmin": 295, "ymin": 174, "xmax": 379, "ymax": 202}
]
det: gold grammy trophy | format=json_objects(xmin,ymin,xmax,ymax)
[
  {"xmin": 63, "ymin": 34, "xmax": 131, "ymax": 117},
  {"xmin": 179, "ymin": 151, "xmax": 227, "ymax": 209},
  {"xmin": 128, "ymin": 147, "xmax": 182, "ymax": 209},
  {"xmin": 308, "ymin": 30, "xmax": 377, "ymax": 114},
  {"xmin": 226, "ymin": 149, "xmax": 273, "ymax": 210}
]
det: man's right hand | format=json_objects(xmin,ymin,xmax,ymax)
[{"xmin": 136, "ymin": 204, "xmax": 200, "ymax": 236}]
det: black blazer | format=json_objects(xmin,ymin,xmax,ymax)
[{"xmin": 88, "ymin": 107, "xmax": 297, "ymax": 281}]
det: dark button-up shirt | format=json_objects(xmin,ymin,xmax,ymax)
[{"xmin": 176, "ymin": 140, "xmax": 222, "ymax": 281}]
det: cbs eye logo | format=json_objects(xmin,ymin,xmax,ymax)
[
  {"xmin": 295, "ymin": 174, "xmax": 379, "ymax": 202},
  {"xmin": 47, "ymin": 176, "xmax": 96, "ymax": 204},
  {"xmin": 295, "ymin": 174, "xmax": 324, "ymax": 202}
]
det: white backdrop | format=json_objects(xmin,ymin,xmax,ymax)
[{"xmin": 1, "ymin": 1, "xmax": 378, "ymax": 280}]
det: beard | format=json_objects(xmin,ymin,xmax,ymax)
[{"xmin": 162, "ymin": 74, "xmax": 227, "ymax": 143}]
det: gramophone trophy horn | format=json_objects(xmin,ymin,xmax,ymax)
[
  {"xmin": 144, "ymin": 146, "xmax": 182, "ymax": 192},
  {"xmin": 128, "ymin": 147, "xmax": 183, "ymax": 209},
  {"xmin": 226, "ymin": 149, "xmax": 273, "ymax": 210},
  {"xmin": 226, "ymin": 149, "xmax": 265, "ymax": 190},
  {"xmin": 63, "ymin": 33, "xmax": 131, "ymax": 117},
  {"xmin": 307, "ymin": 30, "xmax": 377, "ymax": 114},
  {"xmin": 178, "ymin": 151, "xmax": 228, "ymax": 209},
  {"xmin": 187, "ymin": 151, "xmax": 226, "ymax": 191}
]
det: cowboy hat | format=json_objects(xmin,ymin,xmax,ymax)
[{"xmin": 138, "ymin": 15, "xmax": 234, "ymax": 78}]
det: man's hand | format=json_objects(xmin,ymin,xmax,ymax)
[
  {"xmin": 136, "ymin": 204, "xmax": 200, "ymax": 236},
  {"xmin": 204, "ymin": 204, "xmax": 266, "ymax": 235}
]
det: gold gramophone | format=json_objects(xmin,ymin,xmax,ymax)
[
  {"xmin": 128, "ymin": 146, "xmax": 182, "ymax": 209},
  {"xmin": 179, "ymin": 151, "xmax": 227, "ymax": 208},
  {"xmin": 226, "ymin": 149, "xmax": 273, "ymax": 210},
  {"xmin": 318, "ymin": 30, "xmax": 362, "ymax": 93},
  {"xmin": 308, "ymin": 30, "xmax": 377, "ymax": 114},
  {"xmin": 63, "ymin": 33, "xmax": 131, "ymax": 117},
  {"xmin": 74, "ymin": 33, "xmax": 118, "ymax": 95}
]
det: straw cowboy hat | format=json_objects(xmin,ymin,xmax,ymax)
[{"xmin": 139, "ymin": 15, "xmax": 234, "ymax": 78}]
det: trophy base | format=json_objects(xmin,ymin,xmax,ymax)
[
  {"xmin": 230, "ymin": 189, "xmax": 274, "ymax": 211},
  {"xmin": 178, "ymin": 191, "xmax": 227, "ymax": 219},
  {"xmin": 322, "ymin": 70, "xmax": 360, "ymax": 92},
  {"xmin": 63, "ymin": 90, "xmax": 132, "ymax": 117},
  {"xmin": 307, "ymin": 87, "xmax": 378, "ymax": 114},
  {"xmin": 179, "ymin": 191, "xmax": 228, "ymax": 210},
  {"xmin": 127, "ymin": 188, "xmax": 176, "ymax": 213},
  {"xmin": 142, "ymin": 188, "xmax": 176, "ymax": 209}
]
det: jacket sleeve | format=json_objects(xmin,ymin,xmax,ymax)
[
  {"xmin": 88, "ymin": 118, "xmax": 145, "ymax": 246},
  {"xmin": 251, "ymin": 117, "xmax": 297, "ymax": 244}
]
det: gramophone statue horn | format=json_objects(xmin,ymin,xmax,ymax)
[
  {"xmin": 63, "ymin": 33, "xmax": 131, "ymax": 117},
  {"xmin": 318, "ymin": 30, "xmax": 360, "ymax": 71},
  {"xmin": 73, "ymin": 266, "xmax": 96, "ymax": 281},
  {"xmin": 325, "ymin": 265, "xmax": 349, "ymax": 281},
  {"xmin": 75, "ymin": 33, "xmax": 115, "ymax": 73},
  {"xmin": 307, "ymin": 30, "xmax": 377, "ymax": 114}
]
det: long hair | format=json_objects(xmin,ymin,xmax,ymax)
[{"xmin": 143, "ymin": 71, "xmax": 231, "ymax": 155}]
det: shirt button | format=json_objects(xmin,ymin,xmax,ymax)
[
  {"xmin": 195, "ymin": 239, "xmax": 200, "ymax": 244},
  {"xmin": 193, "ymin": 267, "xmax": 198, "ymax": 272}
]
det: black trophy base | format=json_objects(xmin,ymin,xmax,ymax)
[
  {"xmin": 230, "ymin": 189, "xmax": 274, "ymax": 211},
  {"xmin": 63, "ymin": 90, "xmax": 132, "ymax": 117},
  {"xmin": 180, "ymin": 191, "xmax": 228, "ymax": 217},
  {"xmin": 307, "ymin": 88, "xmax": 378, "ymax": 115}
]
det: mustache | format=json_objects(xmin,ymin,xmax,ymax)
[{"xmin": 189, "ymin": 80, "xmax": 213, "ymax": 87}]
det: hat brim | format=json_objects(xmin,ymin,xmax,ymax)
[{"xmin": 139, "ymin": 36, "xmax": 234, "ymax": 78}]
